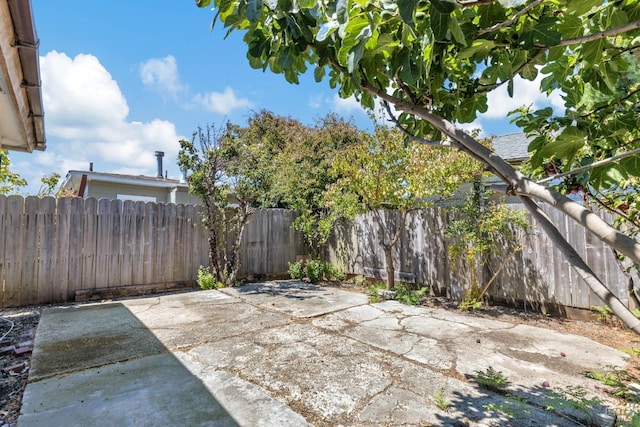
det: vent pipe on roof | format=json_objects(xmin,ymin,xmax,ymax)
[
  {"xmin": 154, "ymin": 151, "xmax": 164, "ymax": 178},
  {"xmin": 89, "ymin": 162, "xmax": 93, "ymax": 172}
]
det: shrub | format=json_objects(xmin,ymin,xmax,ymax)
[
  {"xmin": 197, "ymin": 265, "xmax": 215, "ymax": 290},
  {"xmin": 323, "ymin": 263, "xmax": 345, "ymax": 281},
  {"xmin": 305, "ymin": 259, "xmax": 324, "ymax": 283},
  {"xmin": 288, "ymin": 261, "xmax": 305, "ymax": 280},
  {"xmin": 394, "ymin": 284, "xmax": 428, "ymax": 306}
]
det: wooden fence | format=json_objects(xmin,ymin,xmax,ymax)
[
  {"xmin": 1, "ymin": 195, "xmax": 637, "ymax": 313},
  {"xmin": 0, "ymin": 196, "xmax": 305, "ymax": 307},
  {"xmin": 326, "ymin": 204, "xmax": 639, "ymax": 314}
]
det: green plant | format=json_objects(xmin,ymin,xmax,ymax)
[
  {"xmin": 632, "ymin": 308, "xmax": 640, "ymax": 318},
  {"xmin": 622, "ymin": 348, "xmax": 640, "ymax": 356},
  {"xmin": 482, "ymin": 398, "xmax": 529, "ymax": 419},
  {"xmin": 288, "ymin": 261, "xmax": 305, "ymax": 280},
  {"xmin": 323, "ymin": 263, "xmax": 345, "ymax": 281},
  {"xmin": 475, "ymin": 367, "xmax": 509, "ymax": 392},
  {"xmin": 591, "ymin": 305, "xmax": 614, "ymax": 324},
  {"xmin": 305, "ymin": 259, "xmax": 324, "ymax": 284},
  {"xmin": 197, "ymin": 265, "xmax": 215, "ymax": 290},
  {"xmin": 542, "ymin": 385, "xmax": 601, "ymax": 425},
  {"xmin": 585, "ymin": 366, "xmax": 638, "ymax": 402},
  {"xmin": 366, "ymin": 282, "xmax": 385, "ymax": 303},
  {"xmin": 433, "ymin": 388, "xmax": 451, "ymax": 411},
  {"xmin": 394, "ymin": 284, "xmax": 428, "ymax": 306},
  {"xmin": 458, "ymin": 290, "xmax": 483, "ymax": 311}
]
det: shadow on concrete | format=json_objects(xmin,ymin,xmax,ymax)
[
  {"xmin": 434, "ymin": 375, "xmax": 613, "ymax": 426},
  {"xmin": 234, "ymin": 280, "xmax": 324, "ymax": 300},
  {"xmin": 20, "ymin": 303, "xmax": 239, "ymax": 427}
]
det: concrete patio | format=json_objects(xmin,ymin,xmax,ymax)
[{"xmin": 19, "ymin": 281, "xmax": 628, "ymax": 426}]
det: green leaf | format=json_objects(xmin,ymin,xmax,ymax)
[
  {"xmin": 245, "ymin": 0, "xmax": 263, "ymax": 23},
  {"xmin": 566, "ymin": 0, "xmax": 601, "ymax": 16},
  {"xmin": 457, "ymin": 95, "xmax": 487, "ymax": 123},
  {"xmin": 196, "ymin": 0, "xmax": 211, "ymax": 7},
  {"xmin": 620, "ymin": 155, "xmax": 640, "ymax": 176},
  {"xmin": 314, "ymin": 65, "xmax": 325, "ymax": 82},
  {"xmin": 538, "ymin": 127, "xmax": 585, "ymax": 164},
  {"xmin": 336, "ymin": 0, "xmax": 349, "ymax": 24},
  {"xmin": 398, "ymin": 0, "xmax": 417, "ymax": 26},
  {"xmin": 430, "ymin": 8, "xmax": 450, "ymax": 40},
  {"xmin": 531, "ymin": 16, "xmax": 561, "ymax": 46},
  {"xmin": 582, "ymin": 38, "xmax": 606, "ymax": 65},
  {"xmin": 298, "ymin": 0, "xmax": 316, "ymax": 8},
  {"xmin": 459, "ymin": 40, "xmax": 495, "ymax": 59},
  {"xmin": 558, "ymin": 15, "xmax": 584, "ymax": 40},
  {"xmin": 430, "ymin": 0, "xmax": 459, "ymax": 14},
  {"xmin": 449, "ymin": 17, "xmax": 467, "ymax": 46},
  {"xmin": 591, "ymin": 164, "xmax": 628, "ymax": 189}
]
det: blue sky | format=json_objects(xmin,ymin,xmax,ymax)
[{"xmin": 12, "ymin": 1, "xmax": 563, "ymax": 194}]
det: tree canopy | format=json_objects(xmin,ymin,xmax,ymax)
[{"xmin": 196, "ymin": 0, "xmax": 640, "ymax": 332}]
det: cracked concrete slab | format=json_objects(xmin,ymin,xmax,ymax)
[{"xmin": 20, "ymin": 281, "xmax": 627, "ymax": 426}]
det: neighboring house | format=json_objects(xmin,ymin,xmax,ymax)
[
  {"xmin": 0, "ymin": 0, "xmax": 45, "ymax": 153},
  {"xmin": 491, "ymin": 132, "xmax": 531, "ymax": 166},
  {"xmin": 60, "ymin": 152, "xmax": 201, "ymax": 205}
]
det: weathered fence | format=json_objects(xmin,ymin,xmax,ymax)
[
  {"xmin": 326, "ymin": 204, "xmax": 639, "ymax": 314},
  {"xmin": 1, "ymin": 195, "xmax": 637, "ymax": 313},
  {"xmin": 0, "ymin": 196, "xmax": 304, "ymax": 307}
]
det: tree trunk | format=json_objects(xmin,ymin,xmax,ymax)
[
  {"xmin": 383, "ymin": 244, "xmax": 395, "ymax": 291},
  {"xmin": 521, "ymin": 197, "xmax": 640, "ymax": 334}
]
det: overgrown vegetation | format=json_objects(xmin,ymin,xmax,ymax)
[
  {"xmin": 196, "ymin": 0, "xmax": 640, "ymax": 332},
  {"xmin": 394, "ymin": 284, "xmax": 428, "ymax": 306},
  {"xmin": 446, "ymin": 181, "xmax": 528, "ymax": 310},
  {"xmin": 288, "ymin": 259, "xmax": 345, "ymax": 284}
]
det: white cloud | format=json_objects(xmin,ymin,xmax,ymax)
[
  {"xmin": 457, "ymin": 120, "xmax": 485, "ymax": 138},
  {"xmin": 192, "ymin": 87, "xmax": 254, "ymax": 115},
  {"xmin": 140, "ymin": 55, "xmax": 185, "ymax": 98},
  {"xmin": 29, "ymin": 51, "xmax": 183, "ymax": 190},
  {"xmin": 482, "ymin": 73, "xmax": 564, "ymax": 120},
  {"xmin": 41, "ymin": 51, "xmax": 129, "ymax": 129},
  {"xmin": 332, "ymin": 94, "xmax": 365, "ymax": 115}
]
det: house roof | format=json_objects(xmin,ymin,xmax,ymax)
[
  {"xmin": 60, "ymin": 170, "xmax": 188, "ymax": 195},
  {"xmin": 491, "ymin": 132, "xmax": 531, "ymax": 164},
  {"xmin": 0, "ymin": 0, "xmax": 46, "ymax": 152}
]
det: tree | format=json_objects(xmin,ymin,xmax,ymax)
[
  {"xmin": 0, "ymin": 149, "xmax": 27, "ymax": 195},
  {"xmin": 272, "ymin": 113, "xmax": 361, "ymax": 258},
  {"xmin": 196, "ymin": 0, "xmax": 640, "ymax": 332},
  {"xmin": 178, "ymin": 124, "xmax": 270, "ymax": 286},
  {"xmin": 326, "ymin": 126, "xmax": 480, "ymax": 289}
]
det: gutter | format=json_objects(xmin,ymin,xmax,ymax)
[{"xmin": 7, "ymin": 0, "xmax": 45, "ymax": 151}]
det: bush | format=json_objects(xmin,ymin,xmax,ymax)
[
  {"xmin": 305, "ymin": 259, "xmax": 324, "ymax": 283},
  {"xmin": 394, "ymin": 284, "xmax": 428, "ymax": 306},
  {"xmin": 197, "ymin": 265, "xmax": 215, "ymax": 290},
  {"xmin": 323, "ymin": 263, "xmax": 345, "ymax": 281},
  {"xmin": 288, "ymin": 260, "xmax": 305, "ymax": 280}
]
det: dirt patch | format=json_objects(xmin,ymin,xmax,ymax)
[{"xmin": 0, "ymin": 306, "xmax": 42, "ymax": 426}]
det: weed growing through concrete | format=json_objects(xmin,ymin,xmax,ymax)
[
  {"xmin": 585, "ymin": 366, "xmax": 639, "ymax": 402},
  {"xmin": 475, "ymin": 367, "xmax": 509, "ymax": 392},
  {"xmin": 541, "ymin": 385, "xmax": 602, "ymax": 426},
  {"xmin": 433, "ymin": 387, "xmax": 451, "ymax": 411}
]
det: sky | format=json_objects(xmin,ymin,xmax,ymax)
[{"xmin": 11, "ymin": 1, "xmax": 563, "ymax": 194}]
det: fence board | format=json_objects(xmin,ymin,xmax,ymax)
[
  {"xmin": 3, "ymin": 196, "xmax": 24, "ymax": 307},
  {"xmin": 67, "ymin": 198, "xmax": 84, "ymax": 298},
  {"xmin": 0, "ymin": 196, "xmax": 6, "ymax": 304},
  {"xmin": 82, "ymin": 198, "xmax": 98, "ymax": 289}
]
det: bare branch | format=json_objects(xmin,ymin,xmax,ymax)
[
  {"xmin": 557, "ymin": 20, "xmax": 640, "ymax": 47},
  {"xmin": 477, "ymin": 0, "xmax": 544, "ymax": 36},
  {"xmin": 537, "ymin": 147, "xmax": 640, "ymax": 184},
  {"xmin": 382, "ymin": 101, "xmax": 449, "ymax": 147}
]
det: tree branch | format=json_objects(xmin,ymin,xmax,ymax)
[
  {"xmin": 557, "ymin": 20, "xmax": 640, "ymax": 47},
  {"xmin": 458, "ymin": 0, "xmax": 495, "ymax": 7},
  {"xmin": 358, "ymin": 79, "xmax": 640, "ymax": 266},
  {"xmin": 477, "ymin": 0, "xmax": 545, "ymax": 36},
  {"xmin": 477, "ymin": 50, "xmax": 545, "ymax": 93},
  {"xmin": 536, "ymin": 147, "xmax": 640, "ymax": 184},
  {"xmin": 382, "ymin": 101, "xmax": 449, "ymax": 147}
]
